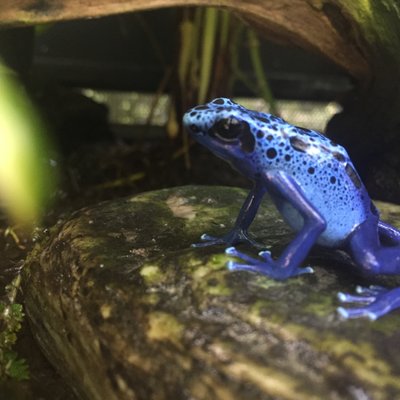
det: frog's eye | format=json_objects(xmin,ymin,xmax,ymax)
[
  {"xmin": 211, "ymin": 117, "xmax": 243, "ymax": 142},
  {"xmin": 209, "ymin": 117, "xmax": 255, "ymax": 153}
]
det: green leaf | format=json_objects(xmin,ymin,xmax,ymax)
[
  {"xmin": 4, "ymin": 351, "xmax": 29, "ymax": 381},
  {"xmin": 0, "ymin": 62, "xmax": 57, "ymax": 227}
]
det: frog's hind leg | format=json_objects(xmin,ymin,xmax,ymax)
[
  {"xmin": 378, "ymin": 220, "xmax": 400, "ymax": 245},
  {"xmin": 338, "ymin": 218, "xmax": 400, "ymax": 319}
]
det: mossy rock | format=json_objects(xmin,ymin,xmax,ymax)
[{"xmin": 23, "ymin": 186, "xmax": 400, "ymax": 400}]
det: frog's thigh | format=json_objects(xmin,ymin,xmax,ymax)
[
  {"xmin": 378, "ymin": 220, "xmax": 400, "ymax": 245},
  {"xmin": 349, "ymin": 218, "xmax": 398, "ymax": 274}
]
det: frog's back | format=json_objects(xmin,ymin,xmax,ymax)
[{"xmin": 246, "ymin": 110, "xmax": 377, "ymax": 247}]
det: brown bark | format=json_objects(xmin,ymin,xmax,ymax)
[{"xmin": 0, "ymin": 1, "xmax": 371, "ymax": 81}]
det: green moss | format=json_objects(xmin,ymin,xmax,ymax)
[
  {"xmin": 284, "ymin": 321, "xmax": 400, "ymax": 390},
  {"xmin": 251, "ymin": 275, "xmax": 288, "ymax": 290},
  {"xmin": 341, "ymin": 0, "xmax": 400, "ymax": 59},
  {"xmin": 147, "ymin": 312, "xmax": 184, "ymax": 345},
  {"xmin": 205, "ymin": 280, "xmax": 232, "ymax": 296},
  {"xmin": 302, "ymin": 292, "xmax": 335, "ymax": 317},
  {"xmin": 189, "ymin": 253, "xmax": 233, "ymax": 296},
  {"xmin": 99, "ymin": 303, "xmax": 113, "ymax": 319},
  {"xmin": 140, "ymin": 264, "xmax": 165, "ymax": 285},
  {"xmin": 321, "ymin": 336, "xmax": 397, "ymax": 388},
  {"xmin": 209, "ymin": 254, "xmax": 232, "ymax": 270},
  {"xmin": 142, "ymin": 293, "xmax": 160, "ymax": 305},
  {"xmin": 192, "ymin": 265, "xmax": 211, "ymax": 280},
  {"xmin": 366, "ymin": 314, "xmax": 400, "ymax": 334},
  {"xmin": 249, "ymin": 300, "xmax": 286, "ymax": 325}
]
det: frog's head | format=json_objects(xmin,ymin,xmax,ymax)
[{"xmin": 183, "ymin": 98, "xmax": 256, "ymax": 171}]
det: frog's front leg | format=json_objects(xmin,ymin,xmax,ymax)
[
  {"xmin": 227, "ymin": 170, "xmax": 326, "ymax": 280},
  {"xmin": 192, "ymin": 180, "xmax": 267, "ymax": 248}
]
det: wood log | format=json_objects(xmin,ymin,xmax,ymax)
[
  {"xmin": 23, "ymin": 186, "xmax": 400, "ymax": 399},
  {"xmin": 0, "ymin": 0, "xmax": 394, "ymax": 84}
]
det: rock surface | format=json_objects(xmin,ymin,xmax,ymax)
[{"xmin": 24, "ymin": 186, "xmax": 400, "ymax": 400}]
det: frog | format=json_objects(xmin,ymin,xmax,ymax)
[{"xmin": 183, "ymin": 97, "xmax": 400, "ymax": 320}]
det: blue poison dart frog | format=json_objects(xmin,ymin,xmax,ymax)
[{"xmin": 183, "ymin": 97, "xmax": 400, "ymax": 320}]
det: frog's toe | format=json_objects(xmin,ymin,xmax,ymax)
[
  {"xmin": 265, "ymin": 265, "xmax": 314, "ymax": 280},
  {"xmin": 292, "ymin": 266, "xmax": 314, "ymax": 277},
  {"xmin": 337, "ymin": 291, "xmax": 375, "ymax": 304},
  {"xmin": 337, "ymin": 286, "xmax": 400, "ymax": 320},
  {"xmin": 243, "ymin": 236, "xmax": 267, "ymax": 249},
  {"xmin": 258, "ymin": 250, "xmax": 272, "ymax": 262},
  {"xmin": 224, "ymin": 232, "xmax": 265, "ymax": 249},
  {"xmin": 337, "ymin": 305, "xmax": 385, "ymax": 320},
  {"xmin": 337, "ymin": 306, "xmax": 377, "ymax": 320},
  {"xmin": 192, "ymin": 230, "xmax": 265, "ymax": 248},
  {"xmin": 355, "ymin": 285, "xmax": 387, "ymax": 296},
  {"xmin": 226, "ymin": 247, "xmax": 275, "ymax": 275},
  {"xmin": 226, "ymin": 247, "xmax": 313, "ymax": 280},
  {"xmin": 227, "ymin": 260, "xmax": 266, "ymax": 274},
  {"xmin": 201, "ymin": 233, "xmax": 217, "ymax": 241},
  {"xmin": 337, "ymin": 285, "xmax": 389, "ymax": 304},
  {"xmin": 226, "ymin": 247, "xmax": 260, "ymax": 264},
  {"xmin": 191, "ymin": 233, "xmax": 225, "ymax": 248}
]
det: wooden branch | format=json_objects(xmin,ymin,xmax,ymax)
[{"xmin": 0, "ymin": 0, "xmax": 370, "ymax": 81}]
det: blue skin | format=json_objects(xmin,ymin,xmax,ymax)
[{"xmin": 183, "ymin": 97, "xmax": 400, "ymax": 320}]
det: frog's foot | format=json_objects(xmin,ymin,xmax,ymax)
[
  {"xmin": 337, "ymin": 285, "xmax": 400, "ymax": 320},
  {"xmin": 225, "ymin": 247, "xmax": 314, "ymax": 280},
  {"xmin": 191, "ymin": 230, "xmax": 265, "ymax": 249}
]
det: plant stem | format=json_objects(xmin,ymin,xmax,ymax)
[
  {"xmin": 198, "ymin": 7, "xmax": 218, "ymax": 104},
  {"xmin": 247, "ymin": 29, "xmax": 279, "ymax": 115}
]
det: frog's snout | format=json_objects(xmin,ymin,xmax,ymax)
[
  {"xmin": 183, "ymin": 111, "xmax": 203, "ymax": 136},
  {"xmin": 182, "ymin": 112, "xmax": 193, "ymax": 129}
]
